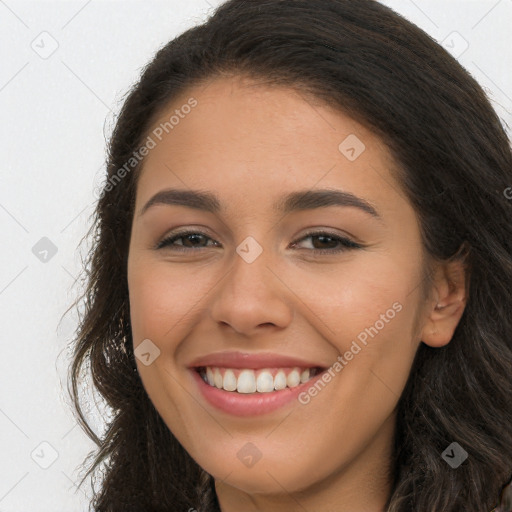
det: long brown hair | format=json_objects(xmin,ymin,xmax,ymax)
[{"xmin": 66, "ymin": 0, "xmax": 512, "ymax": 510}]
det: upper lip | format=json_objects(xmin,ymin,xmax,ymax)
[{"xmin": 188, "ymin": 351, "xmax": 329, "ymax": 370}]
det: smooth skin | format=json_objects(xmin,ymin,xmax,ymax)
[{"xmin": 127, "ymin": 75, "xmax": 467, "ymax": 512}]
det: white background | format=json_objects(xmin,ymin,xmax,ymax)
[{"xmin": 0, "ymin": 1, "xmax": 511, "ymax": 510}]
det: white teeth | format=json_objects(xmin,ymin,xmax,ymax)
[
  {"xmin": 223, "ymin": 369, "xmax": 237, "ymax": 391},
  {"xmin": 256, "ymin": 371, "xmax": 275, "ymax": 393},
  {"xmin": 287, "ymin": 369, "xmax": 301, "ymax": 388},
  {"xmin": 300, "ymin": 368, "xmax": 310, "ymax": 383},
  {"xmin": 237, "ymin": 369, "xmax": 257, "ymax": 393},
  {"xmin": 214, "ymin": 368, "xmax": 223, "ymax": 389},
  {"xmin": 200, "ymin": 366, "xmax": 319, "ymax": 393},
  {"xmin": 274, "ymin": 370, "xmax": 287, "ymax": 390}
]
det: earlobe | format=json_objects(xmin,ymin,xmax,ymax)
[{"xmin": 420, "ymin": 246, "xmax": 470, "ymax": 348}]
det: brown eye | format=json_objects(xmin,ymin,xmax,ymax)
[
  {"xmin": 290, "ymin": 231, "xmax": 362, "ymax": 254},
  {"xmin": 156, "ymin": 231, "xmax": 220, "ymax": 251},
  {"xmin": 155, "ymin": 229, "xmax": 362, "ymax": 254}
]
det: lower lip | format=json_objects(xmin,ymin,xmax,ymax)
[{"xmin": 189, "ymin": 368, "xmax": 326, "ymax": 417}]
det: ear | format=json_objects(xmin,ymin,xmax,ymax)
[{"xmin": 420, "ymin": 244, "xmax": 470, "ymax": 348}]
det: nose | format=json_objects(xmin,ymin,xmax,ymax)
[{"xmin": 209, "ymin": 243, "xmax": 293, "ymax": 336}]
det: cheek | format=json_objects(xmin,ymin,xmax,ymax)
[
  {"xmin": 127, "ymin": 260, "xmax": 214, "ymax": 346},
  {"xmin": 324, "ymin": 257, "xmax": 422, "ymax": 395},
  {"xmin": 285, "ymin": 252, "xmax": 422, "ymax": 342},
  {"xmin": 282, "ymin": 254, "xmax": 423, "ymax": 406}
]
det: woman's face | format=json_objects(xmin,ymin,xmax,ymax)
[{"xmin": 127, "ymin": 75, "xmax": 438, "ymax": 509}]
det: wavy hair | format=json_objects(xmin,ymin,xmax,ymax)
[{"xmin": 66, "ymin": 0, "xmax": 512, "ymax": 510}]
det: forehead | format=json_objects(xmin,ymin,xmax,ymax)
[{"xmin": 135, "ymin": 75, "xmax": 407, "ymax": 219}]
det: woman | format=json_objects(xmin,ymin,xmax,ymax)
[{"xmin": 68, "ymin": 0, "xmax": 512, "ymax": 510}]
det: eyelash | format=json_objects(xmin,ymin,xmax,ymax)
[{"xmin": 155, "ymin": 229, "xmax": 363, "ymax": 254}]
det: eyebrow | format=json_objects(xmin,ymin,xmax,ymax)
[{"xmin": 138, "ymin": 188, "xmax": 381, "ymax": 220}]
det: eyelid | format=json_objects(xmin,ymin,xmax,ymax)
[
  {"xmin": 292, "ymin": 230, "xmax": 363, "ymax": 251},
  {"xmin": 154, "ymin": 228, "xmax": 216, "ymax": 250},
  {"xmin": 297, "ymin": 227, "xmax": 361, "ymax": 244}
]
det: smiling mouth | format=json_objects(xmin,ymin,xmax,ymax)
[{"xmin": 194, "ymin": 366, "xmax": 325, "ymax": 393}]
